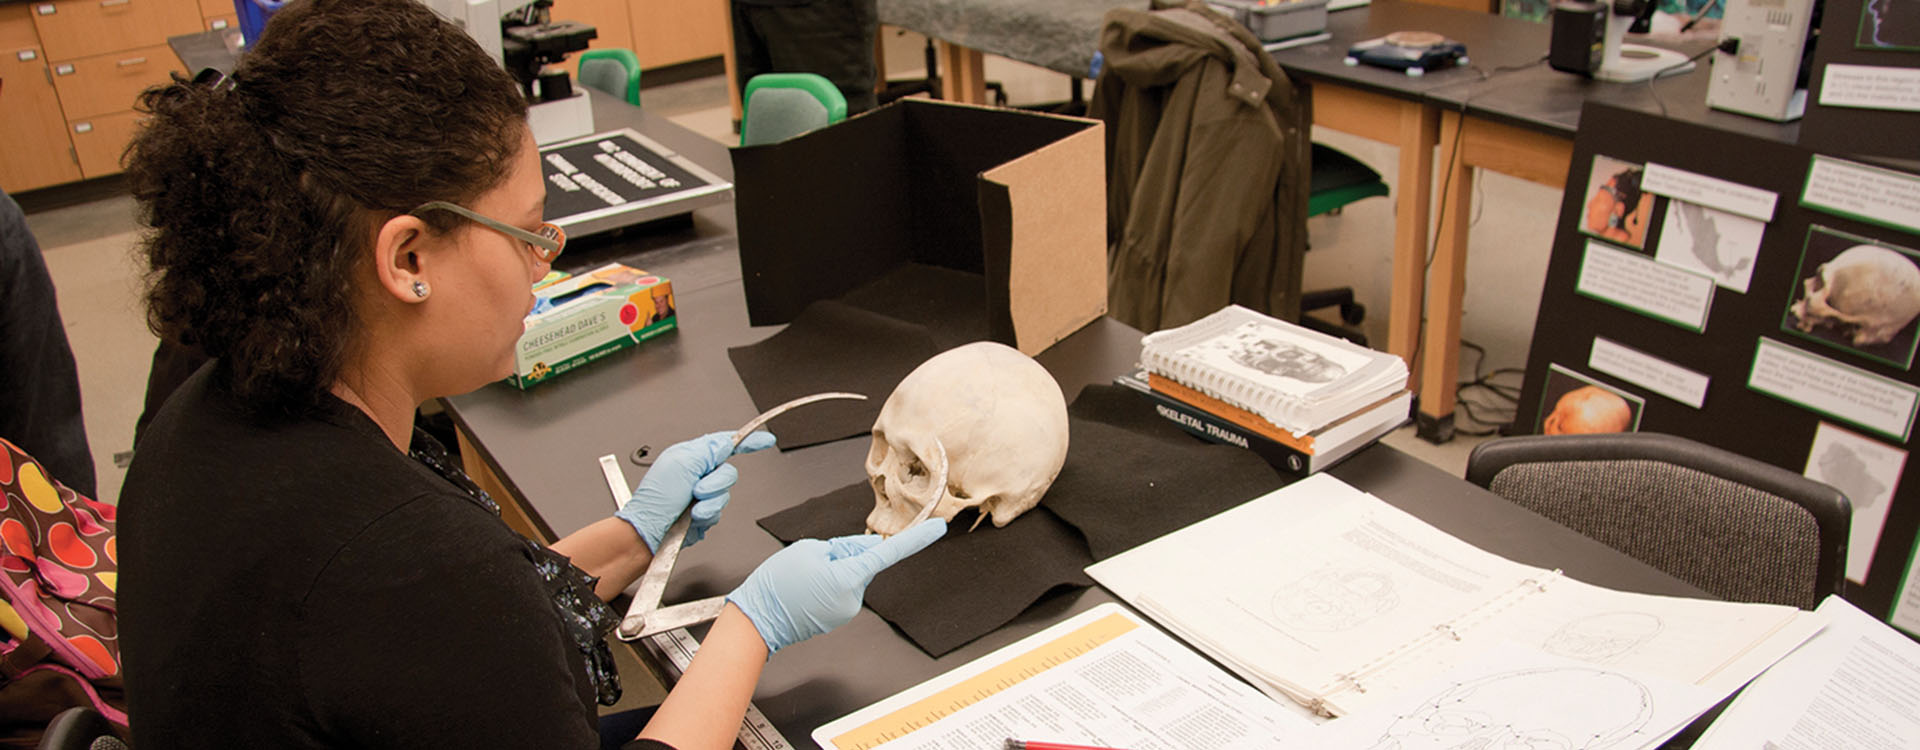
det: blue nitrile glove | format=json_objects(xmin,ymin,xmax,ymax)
[
  {"xmin": 726, "ymin": 519, "xmax": 948, "ymax": 655},
  {"xmin": 616, "ymin": 430, "xmax": 777, "ymax": 552}
]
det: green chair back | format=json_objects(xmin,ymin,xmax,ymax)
[
  {"xmin": 577, "ymin": 48, "xmax": 642, "ymax": 106},
  {"xmin": 1308, "ymin": 143, "xmax": 1391, "ymax": 217},
  {"xmin": 740, "ymin": 73, "xmax": 848, "ymax": 147}
]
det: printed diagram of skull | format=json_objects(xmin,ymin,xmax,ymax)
[
  {"xmin": 1790, "ymin": 244, "xmax": 1920, "ymax": 347},
  {"xmin": 865, "ymin": 342, "xmax": 1069, "ymax": 536}
]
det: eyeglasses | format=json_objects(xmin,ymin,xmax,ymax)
[{"xmin": 412, "ymin": 201, "xmax": 565, "ymax": 263}]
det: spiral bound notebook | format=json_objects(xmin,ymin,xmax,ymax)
[
  {"xmin": 1138, "ymin": 305, "xmax": 1407, "ymax": 435},
  {"xmin": 1087, "ymin": 474, "xmax": 1825, "ymax": 719}
]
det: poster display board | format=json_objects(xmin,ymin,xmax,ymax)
[
  {"xmin": 1516, "ymin": 102, "xmax": 1920, "ymax": 629},
  {"xmin": 1799, "ymin": 0, "xmax": 1920, "ymax": 167}
]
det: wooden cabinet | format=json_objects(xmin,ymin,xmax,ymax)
[
  {"xmin": 68, "ymin": 110, "xmax": 143, "ymax": 178},
  {"xmin": 49, "ymin": 43, "xmax": 178, "ymax": 119},
  {"xmin": 628, "ymin": 0, "xmax": 725, "ymax": 69},
  {"xmin": 28, "ymin": 0, "xmax": 199, "ymax": 60},
  {"xmin": 555, "ymin": 0, "xmax": 726, "ymax": 71},
  {"xmin": 554, "ymin": 0, "xmax": 634, "ymax": 57},
  {"xmin": 0, "ymin": 0, "xmax": 193, "ymax": 191},
  {"xmin": 0, "ymin": 5, "xmax": 82, "ymax": 191}
]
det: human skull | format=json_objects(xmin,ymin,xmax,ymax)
[
  {"xmin": 1791, "ymin": 244, "xmax": 1920, "ymax": 346},
  {"xmin": 865, "ymin": 342, "xmax": 1069, "ymax": 535}
]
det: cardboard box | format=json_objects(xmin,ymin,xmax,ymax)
[
  {"xmin": 730, "ymin": 98, "xmax": 1107, "ymax": 357},
  {"xmin": 509, "ymin": 263, "xmax": 676, "ymax": 389}
]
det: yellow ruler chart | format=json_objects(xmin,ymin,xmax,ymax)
[{"xmin": 826, "ymin": 610, "xmax": 1140, "ymax": 750}]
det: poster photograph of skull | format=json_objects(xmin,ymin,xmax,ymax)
[
  {"xmin": 1538, "ymin": 364, "xmax": 1646, "ymax": 435},
  {"xmin": 1782, "ymin": 225, "xmax": 1920, "ymax": 369}
]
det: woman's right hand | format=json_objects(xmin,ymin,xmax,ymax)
[{"xmin": 725, "ymin": 519, "xmax": 947, "ymax": 655}]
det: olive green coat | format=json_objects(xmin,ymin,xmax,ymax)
[{"xmin": 1090, "ymin": 0, "xmax": 1312, "ymax": 332}]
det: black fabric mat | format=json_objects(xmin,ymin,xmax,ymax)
[
  {"xmin": 754, "ymin": 385, "xmax": 1285, "ymax": 656},
  {"xmin": 757, "ymin": 484, "xmax": 1094, "ymax": 657},
  {"xmin": 836, "ymin": 263, "xmax": 990, "ymax": 350},
  {"xmin": 1044, "ymin": 385, "xmax": 1288, "ymax": 560},
  {"xmin": 726, "ymin": 301, "xmax": 939, "ymax": 449}
]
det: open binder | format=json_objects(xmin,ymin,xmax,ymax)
[{"xmin": 1087, "ymin": 474, "xmax": 1824, "ymax": 718}]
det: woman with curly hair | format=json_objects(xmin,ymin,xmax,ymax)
[{"xmin": 115, "ymin": 1, "xmax": 943, "ymax": 748}]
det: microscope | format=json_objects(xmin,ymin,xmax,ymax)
[
  {"xmin": 421, "ymin": 0, "xmax": 599, "ymax": 143},
  {"xmin": 1549, "ymin": 0, "xmax": 1698, "ymax": 81}
]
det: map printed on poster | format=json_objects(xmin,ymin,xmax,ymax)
[{"xmin": 1804, "ymin": 422, "xmax": 1909, "ymax": 583}]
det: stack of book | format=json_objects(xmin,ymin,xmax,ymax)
[{"xmin": 1116, "ymin": 305, "xmax": 1411, "ymax": 474}]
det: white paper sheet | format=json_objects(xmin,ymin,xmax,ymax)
[
  {"xmin": 1803, "ymin": 155, "xmax": 1920, "ymax": 234},
  {"xmin": 1589, "ymin": 337, "xmax": 1711, "ymax": 409},
  {"xmin": 1576, "ymin": 240, "xmax": 1717, "ymax": 332},
  {"xmin": 1694, "ymin": 596, "xmax": 1917, "ymax": 750},
  {"xmin": 1749, "ymin": 338, "xmax": 1920, "ymax": 441},
  {"xmin": 811, "ymin": 604, "xmax": 1313, "ymax": 750},
  {"xmin": 1308, "ymin": 642, "xmax": 1724, "ymax": 750},
  {"xmin": 1819, "ymin": 64, "xmax": 1920, "ymax": 112}
]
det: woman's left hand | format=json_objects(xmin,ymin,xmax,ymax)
[{"xmin": 615, "ymin": 430, "xmax": 777, "ymax": 552}]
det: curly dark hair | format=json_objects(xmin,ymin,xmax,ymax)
[{"xmin": 126, "ymin": 0, "xmax": 528, "ymax": 415}]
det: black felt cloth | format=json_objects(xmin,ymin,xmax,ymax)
[
  {"xmin": 1045, "ymin": 385, "xmax": 1288, "ymax": 560},
  {"xmin": 725, "ymin": 300, "xmax": 938, "ymax": 449},
  {"xmin": 755, "ymin": 385, "xmax": 1285, "ymax": 656},
  {"xmin": 726, "ymin": 264, "xmax": 994, "ymax": 450},
  {"xmin": 757, "ymin": 484, "xmax": 1094, "ymax": 657}
]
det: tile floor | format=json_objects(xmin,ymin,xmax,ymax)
[{"xmin": 21, "ymin": 54, "xmax": 1535, "ymax": 505}]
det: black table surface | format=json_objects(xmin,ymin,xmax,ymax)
[
  {"xmin": 442, "ymin": 87, "xmax": 1712, "ymax": 743},
  {"xmin": 1271, "ymin": 0, "xmax": 1801, "ymax": 144}
]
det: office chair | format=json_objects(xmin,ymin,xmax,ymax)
[
  {"xmin": 577, "ymin": 48, "xmax": 642, "ymax": 106},
  {"xmin": 1300, "ymin": 143, "xmax": 1391, "ymax": 346},
  {"xmin": 36, "ymin": 707, "xmax": 126, "ymax": 750},
  {"xmin": 1465, "ymin": 432, "xmax": 1851, "ymax": 610},
  {"xmin": 740, "ymin": 73, "xmax": 848, "ymax": 146}
]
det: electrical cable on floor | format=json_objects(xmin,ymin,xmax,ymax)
[{"xmin": 1452, "ymin": 340, "xmax": 1524, "ymax": 436}]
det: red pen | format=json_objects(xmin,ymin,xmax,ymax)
[{"xmin": 1004, "ymin": 740, "xmax": 1130, "ymax": 750}]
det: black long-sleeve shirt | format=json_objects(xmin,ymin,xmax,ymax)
[{"xmin": 120, "ymin": 366, "xmax": 671, "ymax": 749}]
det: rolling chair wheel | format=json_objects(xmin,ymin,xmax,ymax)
[{"xmin": 1340, "ymin": 301, "xmax": 1366, "ymax": 326}]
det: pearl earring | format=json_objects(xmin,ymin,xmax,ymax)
[{"xmin": 412, "ymin": 281, "xmax": 429, "ymax": 299}]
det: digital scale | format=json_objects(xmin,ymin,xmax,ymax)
[{"xmin": 1344, "ymin": 30, "xmax": 1470, "ymax": 76}]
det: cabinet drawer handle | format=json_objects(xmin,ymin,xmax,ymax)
[
  {"xmin": 100, "ymin": 0, "xmax": 132, "ymax": 7},
  {"xmin": 16, "ymin": 50, "xmax": 37, "ymax": 62},
  {"xmin": 74, "ymin": 122, "xmax": 94, "ymax": 134},
  {"xmin": 34, "ymin": 4, "xmax": 54, "ymax": 15},
  {"xmin": 117, "ymin": 57, "xmax": 148, "ymax": 67},
  {"xmin": 55, "ymin": 63, "xmax": 74, "ymax": 75}
]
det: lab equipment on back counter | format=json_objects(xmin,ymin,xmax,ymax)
[
  {"xmin": 422, "ymin": 0, "xmax": 599, "ymax": 144},
  {"xmin": 1705, "ymin": 0, "xmax": 1820, "ymax": 121}
]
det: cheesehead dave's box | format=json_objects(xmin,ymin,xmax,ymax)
[{"xmin": 509, "ymin": 262, "xmax": 676, "ymax": 389}]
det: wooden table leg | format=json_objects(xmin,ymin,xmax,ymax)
[
  {"xmin": 723, "ymin": 0, "xmax": 742, "ymax": 128},
  {"xmin": 1416, "ymin": 110, "xmax": 1476, "ymax": 443},
  {"xmin": 1390, "ymin": 102, "xmax": 1440, "ymax": 381},
  {"xmin": 937, "ymin": 41, "xmax": 988, "ymax": 105}
]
